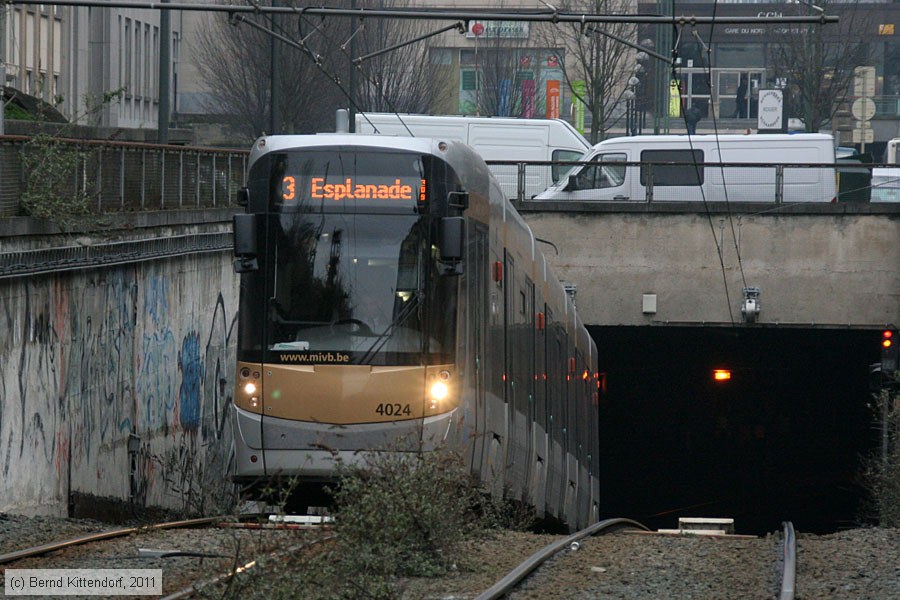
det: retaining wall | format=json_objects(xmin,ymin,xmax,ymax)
[{"xmin": 0, "ymin": 217, "xmax": 239, "ymax": 516}]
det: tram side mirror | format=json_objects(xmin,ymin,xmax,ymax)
[
  {"xmin": 448, "ymin": 191, "xmax": 469, "ymax": 210},
  {"xmin": 233, "ymin": 213, "xmax": 259, "ymax": 273},
  {"xmin": 236, "ymin": 187, "xmax": 250, "ymax": 207},
  {"xmin": 438, "ymin": 217, "xmax": 464, "ymax": 274},
  {"xmin": 438, "ymin": 217, "xmax": 464, "ymax": 260}
]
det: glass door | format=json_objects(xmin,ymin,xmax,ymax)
[
  {"xmin": 716, "ymin": 70, "xmax": 765, "ymax": 120},
  {"xmin": 678, "ymin": 69, "xmax": 711, "ymax": 118}
]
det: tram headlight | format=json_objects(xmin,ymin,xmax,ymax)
[
  {"xmin": 244, "ymin": 382, "xmax": 257, "ymax": 395},
  {"xmin": 430, "ymin": 381, "xmax": 449, "ymax": 401}
]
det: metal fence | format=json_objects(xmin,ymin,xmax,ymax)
[
  {"xmin": 0, "ymin": 136, "xmax": 248, "ymax": 217},
  {"xmin": 488, "ymin": 159, "xmax": 893, "ymax": 204},
  {"xmin": 0, "ymin": 232, "xmax": 234, "ymax": 279}
]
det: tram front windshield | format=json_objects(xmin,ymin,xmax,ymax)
[{"xmin": 258, "ymin": 149, "xmax": 457, "ymax": 366}]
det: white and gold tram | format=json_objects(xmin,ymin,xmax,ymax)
[{"xmin": 231, "ymin": 134, "xmax": 599, "ymax": 529}]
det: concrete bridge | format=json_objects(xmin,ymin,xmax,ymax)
[{"xmin": 517, "ymin": 201, "xmax": 900, "ymax": 330}]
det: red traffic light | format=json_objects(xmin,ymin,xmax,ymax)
[{"xmin": 883, "ymin": 330, "xmax": 894, "ymax": 349}]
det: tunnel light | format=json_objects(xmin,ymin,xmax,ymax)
[{"xmin": 713, "ymin": 369, "xmax": 732, "ymax": 382}]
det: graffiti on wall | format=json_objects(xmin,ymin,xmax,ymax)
[{"xmin": 0, "ymin": 250, "xmax": 239, "ymax": 515}]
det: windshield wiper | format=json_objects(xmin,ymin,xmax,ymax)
[{"xmin": 358, "ymin": 291, "xmax": 421, "ymax": 365}]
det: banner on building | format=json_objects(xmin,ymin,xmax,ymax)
[
  {"xmin": 571, "ymin": 80, "xmax": 586, "ymax": 134},
  {"xmin": 498, "ymin": 80, "xmax": 511, "ymax": 116},
  {"xmin": 546, "ymin": 80, "xmax": 560, "ymax": 119},
  {"xmin": 466, "ymin": 21, "xmax": 529, "ymax": 38},
  {"xmin": 521, "ymin": 80, "xmax": 535, "ymax": 118}
]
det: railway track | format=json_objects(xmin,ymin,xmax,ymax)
[
  {"xmin": 0, "ymin": 514, "xmax": 333, "ymax": 597},
  {"xmin": 0, "ymin": 516, "xmax": 232, "ymax": 565},
  {"xmin": 474, "ymin": 519, "xmax": 798, "ymax": 600}
]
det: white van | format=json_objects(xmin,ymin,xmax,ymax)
[
  {"xmin": 355, "ymin": 113, "xmax": 591, "ymax": 200},
  {"xmin": 532, "ymin": 133, "xmax": 837, "ymax": 203},
  {"xmin": 870, "ymin": 168, "xmax": 900, "ymax": 202}
]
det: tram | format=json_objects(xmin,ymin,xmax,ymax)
[{"xmin": 231, "ymin": 134, "xmax": 599, "ymax": 528}]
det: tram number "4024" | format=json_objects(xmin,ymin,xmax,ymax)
[{"xmin": 375, "ymin": 403, "xmax": 412, "ymax": 416}]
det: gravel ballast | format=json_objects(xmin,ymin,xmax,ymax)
[{"xmin": 1, "ymin": 515, "xmax": 898, "ymax": 599}]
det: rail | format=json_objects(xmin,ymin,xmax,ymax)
[
  {"xmin": 475, "ymin": 518, "xmax": 649, "ymax": 600},
  {"xmin": 0, "ymin": 516, "xmax": 242, "ymax": 565},
  {"xmin": 0, "ymin": 136, "xmax": 248, "ymax": 218},
  {"xmin": 780, "ymin": 521, "xmax": 797, "ymax": 600}
]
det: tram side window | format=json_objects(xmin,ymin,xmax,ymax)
[{"xmin": 640, "ymin": 149, "xmax": 704, "ymax": 186}]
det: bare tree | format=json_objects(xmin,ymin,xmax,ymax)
[
  {"xmin": 536, "ymin": 0, "xmax": 638, "ymax": 143},
  {"xmin": 351, "ymin": 3, "xmax": 458, "ymax": 113},
  {"xmin": 191, "ymin": 5, "xmax": 343, "ymax": 139},
  {"xmin": 470, "ymin": 37, "xmax": 531, "ymax": 117},
  {"xmin": 190, "ymin": 0, "xmax": 446, "ymax": 139},
  {"xmin": 769, "ymin": 0, "xmax": 873, "ymax": 133}
]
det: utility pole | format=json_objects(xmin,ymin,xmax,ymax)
[
  {"xmin": 1, "ymin": 4, "xmax": 7, "ymax": 136},
  {"xmin": 158, "ymin": 0, "xmax": 170, "ymax": 144},
  {"xmin": 348, "ymin": 0, "xmax": 356, "ymax": 133},
  {"xmin": 270, "ymin": 0, "xmax": 281, "ymax": 134},
  {"xmin": 653, "ymin": 0, "xmax": 672, "ymax": 134}
]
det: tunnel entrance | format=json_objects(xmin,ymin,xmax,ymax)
[{"xmin": 591, "ymin": 326, "xmax": 884, "ymax": 535}]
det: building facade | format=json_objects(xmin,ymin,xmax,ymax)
[
  {"xmin": 6, "ymin": 0, "xmax": 900, "ymax": 150},
  {"xmin": 2, "ymin": 3, "xmax": 180, "ymax": 130},
  {"xmin": 638, "ymin": 1, "xmax": 900, "ymax": 151}
]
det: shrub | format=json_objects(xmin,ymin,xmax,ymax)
[
  {"xmin": 293, "ymin": 448, "xmax": 489, "ymax": 599},
  {"xmin": 861, "ymin": 383, "xmax": 900, "ymax": 527}
]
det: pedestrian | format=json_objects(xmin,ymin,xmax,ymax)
[
  {"xmin": 735, "ymin": 77, "xmax": 748, "ymax": 118},
  {"xmin": 685, "ymin": 104, "xmax": 702, "ymax": 135}
]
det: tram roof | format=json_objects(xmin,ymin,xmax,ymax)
[{"xmin": 248, "ymin": 133, "xmax": 450, "ymax": 165}]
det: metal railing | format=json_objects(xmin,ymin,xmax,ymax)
[
  {"xmin": 488, "ymin": 159, "xmax": 895, "ymax": 204},
  {"xmin": 0, "ymin": 232, "xmax": 234, "ymax": 279},
  {"xmin": 0, "ymin": 136, "xmax": 248, "ymax": 218}
]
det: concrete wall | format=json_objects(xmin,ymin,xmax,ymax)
[
  {"xmin": 0, "ymin": 220, "xmax": 238, "ymax": 516},
  {"xmin": 3, "ymin": 202, "xmax": 897, "ymax": 515},
  {"xmin": 520, "ymin": 204, "xmax": 900, "ymax": 328}
]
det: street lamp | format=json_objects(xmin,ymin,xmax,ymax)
[{"xmin": 627, "ymin": 75, "xmax": 640, "ymax": 136}]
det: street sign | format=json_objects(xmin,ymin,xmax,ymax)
[
  {"xmin": 852, "ymin": 127, "xmax": 874, "ymax": 144},
  {"xmin": 852, "ymin": 97, "xmax": 876, "ymax": 121},
  {"xmin": 757, "ymin": 89, "xmax": 784, "ymax": 132}
]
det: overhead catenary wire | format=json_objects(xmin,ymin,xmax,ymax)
[
  {"xmin": 672, "ymin": 2, "xmax": 736, "ymax": 325},
  {"xmin": 229, "ymin": 6, "xmax": 389, "ymax": 135},
  {"xmin": 287, "ymin": 5, "xmax": 442, "ymax": 137},
  {"xmin": 6, "ymin": 1, "xmax": 841, "ymax": 25},
  {"xmin": 241, "ymin": 0, "xmax": 429, "ymax": 137},
  {"xmin": 693, "ymin": 8, "xmax": 750, "ymax": 295}
]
